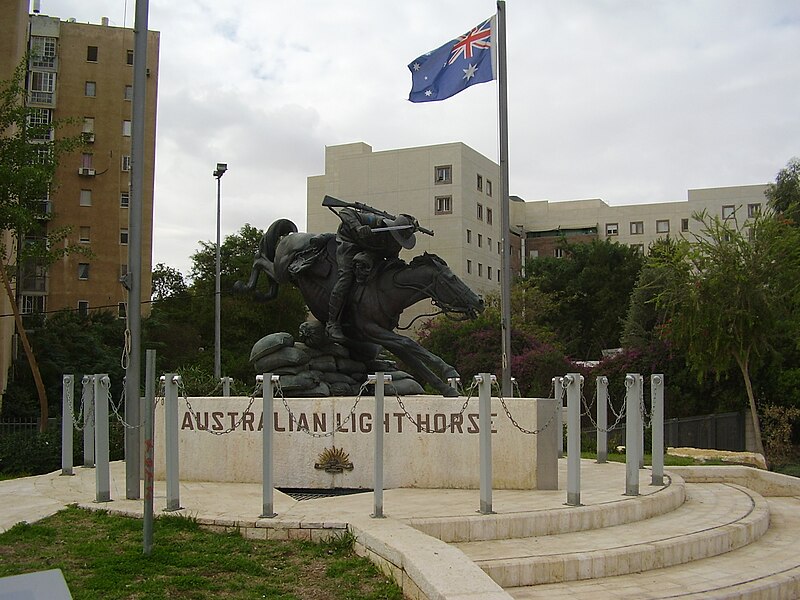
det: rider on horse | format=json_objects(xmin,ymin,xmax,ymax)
[{"xmin": 326, "ymin": 202, "xmax": 421, "ymax": 342}]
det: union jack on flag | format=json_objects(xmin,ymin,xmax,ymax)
[{"xmin": 408, "ymin": 16, "xmax": 496, "ymax": 103}]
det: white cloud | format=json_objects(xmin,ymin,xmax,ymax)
[{"xmin": 44, "ymin": 0, "xmax": 800, "ymax": 275}]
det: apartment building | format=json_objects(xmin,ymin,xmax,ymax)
[
  {"xmin": 307, "ymin": 142, "xmax": 768, "ymax": 299},
  {"xmin": 0, "ymin": 0, "xmax": 159, "ymax": 400}
]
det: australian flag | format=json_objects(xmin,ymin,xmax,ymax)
[{"xmin": 408, "ymin": 17, "xmax": 496, "ymax": 103}]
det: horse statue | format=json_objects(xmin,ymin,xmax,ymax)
[{"xmin": 235, "ymin": 218, "xmax": 484, "ymax": 397}]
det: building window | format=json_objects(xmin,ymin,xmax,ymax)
[
  {"xmin": 476, "ymin": 174, "xmax": 483, "ymax": 191},
  {"xmin": 118, "ymin": 302, "xmax": 127, "ymax": 319},
  {"xmin": 748, "ymin": 203, "xmax": 761, "ymax": 218},
  {"xmin": 29, "ymin": 71, "xmax": 55, "ymax": 103},
  {"xmin": 630, "ymin": 221, "xmax": 644, "ymax": 235},
  {"xmin": 85, "ymin": 81, "xmax": 96, "ymax": 97},
  {"xmin": 497, "ymin": 241, "xmax": 501, "ymax": 254},
  {"xmin": 477, "ymin": 203, "xmax": 483, "ymax": 221},
  {"xmin": 434, "ymin": 195, "xmax": 452, "ymax": 214},
  {"xmin": 30, "ymin": 36, "xmax": 57, "ymax": 68},
  {"xmin": 486, "ymin": 208, "xmax": 493, "ymax": 225},
  {"xmin": 434, "ymin": 165, "xmax": 452, "ymax": 184},
  {"xmin": 120, "ymin": 192, "xmax": 130, "ymax": 208},
  {"xmin": 78, "ymin": 301, "xmax": 89, "ymax": 317},
  {"xmin": 21, "ymin": 295, "xmax": 46, "ymax": 315},
  {"xmin": 631, "ymin": 244, "xmax": 644, "ymax": 254},
  {"xmin": 487, "ymin": 237, "xmax": 492, "ymax": 250},
  {"xmin": 554, "ymin": 248, "xmax": 564, "ymax": 258},
  {"xmin": 486, "ymin": 180, "xmax": 492, "ymax": 197},
  {"xmin": 81, "ymin": 153, "xmax": 93, "ymax": 169},
  {"xmin": 79, "ymin": 226, "xmax": 90, "ymax": 243},
  {"xmin": 466, "ymin": 259, "xmax": 472, "ymax": 274},
  {"xmin": 497, "ymin": 270, "xmax": 500, "ymax": 282},
  {"xmin": 477, "ymin": 233, "xmax": 482, "ymax": 248},
  {"xmin": 27, "ymin": 108, "xmax": 52, "ymax": 140},
  {"xmin": 466, "ymin": 229, "xmax": 472, "ymax": 243},
  {"xmin": 124, "ymin": 85, "xmax": 133, "ymax": 100},
  {"xmin": 87, "ymin": 46, "xmax": 98, "ymax": 62},
  {"xmin": 122, "ymin": 120, "xmax": 131, "ymax": 136},
  {"xmin": 722, "ymin": 205, "xmax": 735, "ymax": 220},
  {"xmin": 78, "ymin": 263, "xmax": 90, "ymax": 280},
  {"xmin": 122, "ymin": 155, "xmax": 131, "ymax": 171},
  {"xmin": 79, "ymin": 189, "xmax": 92, "ymax": 207},
  {"xmin": 656, "ymin": 219, "xmax": 670, "ymax": 234},
  {"xmin": 120, "ymin": 229, "xmax": 129, "ymax": 245},
  {"xmin": 126, "ymin": 49, "xmax": 134, "ymax": 65},
  {"xmin": 120, "ymin": 263, "xmax": 128, "ymax": 278},
  {"xmin": 681, "ymin": 218, "xmax": 689, "ymax": 232},
  {"xmin": 478, "ymin": 263, "xmax": 483, "ymax": 277},
  {"xmin": 606, "ymin": 223, "xmax": 618, "ymax": 236},
  {"xmin": 487, "ymin": 266, "xmax": 492, "ymax": 280}
]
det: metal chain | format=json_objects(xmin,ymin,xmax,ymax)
[
  {"xmin": 69, "ymin": 378, "xmax": 90, "ymax": 431},
  {"xmin": 583, "ymin": 389, "xmax": 627, "ymax": 432},
  {"xmin": 640, "ymin": 377, "xmax": 652, "ymax": 429},
  {"xmin": 491, "ymin": 379, "xmax": 558, "ymax": 435},
  {"xmin": 393, "ymin": 380, "xmax": 477, "ymax": 433},
  {"xmin": 278, "ymin": 380, "xmax": 368, "ymax": 438},
  {"xmin": 179, "ymin": 379, "xmax": 258, "ymax": 436}
]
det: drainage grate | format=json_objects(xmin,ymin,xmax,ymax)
[{"xmin": 278, "ymin": 488, "xmax": 371, "ymax": 502}]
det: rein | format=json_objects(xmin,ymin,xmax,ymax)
[{"xmin": 391, "ymin": 268, "xmax": 474, "ymax": 321}]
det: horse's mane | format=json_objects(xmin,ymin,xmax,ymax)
[{"xmin": 408, "ymin": 252, "xmax": 448, "ymax": 269}]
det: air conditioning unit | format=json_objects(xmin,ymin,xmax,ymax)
[
  {"xmin": 78, "ymin": 167, "xmax": 96, "ymax": 176},
  {"xmin": 82, "ymin": 132, "xmax": 95, "ymax": 143}
]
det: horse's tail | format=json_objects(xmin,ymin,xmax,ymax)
[
  {"xmin": 263, "ymin": 218, "xmax": 298, "ymax": 261},
  {"xmin": 233, "ymin": 218, "xmax": 298, "ymax": 301}
]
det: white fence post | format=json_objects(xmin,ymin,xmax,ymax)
[
  {"xmin": 82, "ymin": 375, "xmax": 95, "ymax": 468},
  {"xmin": 564, "ymin": 373, "xmax": 582, "ymax": 506},
  {"xmin": 143, "ymin": 350, "xmax": 156, "ymax": 555},
  {"xmin": 94, "ymin": 374, "xmax": 111, "ymax": 502},
  {"xmin": 61, "ymin": 375, "xmax": 74, "ymax": 476},
  {"xmin": 596, "ymin": 375, "xmax": 608, "ymax": 463},
  {"xmin": 370, "ymin": 372, "xmax": 391, "ymax": 518},
  {"xmin": 163, "ymin": 373, "xmax": 182, "ymax": 511},
  {"xmin": 625, "ymin": 373, "xmax": 641, "ymax": 496},
  {"xmin": 476, "ymin": 373, "xmax": 496, "ymax": 515},
  {"xmin": 651, "ymin": 374, "xmax": 665, "ymax": 486},
  {"xmin": 553, "ymin": 376, "xmax": 564, "ymax": 458}
]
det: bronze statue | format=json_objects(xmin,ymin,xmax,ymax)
[{"xmin": 235, "ymin": 197, "xmax": 484, "ymax": 397}]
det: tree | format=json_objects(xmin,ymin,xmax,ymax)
[
  {"xmin": 524, "ymin": 238, "xmax": 644, "ymax": 359},
  {"xmin": 651, "ymin": 208, "xmax": 800, "ymax": 461},
  {"xmin": 765, "ymin": 157, "xmax": 800, "ymax": 224},
  {"xmin": 1, "ymin": 59, "xmax": 83, "ymax": 430}
]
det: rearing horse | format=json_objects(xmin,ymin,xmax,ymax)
[{"xmin": 235, "ymin": 219, "xmax": 484, "ymax": 397}]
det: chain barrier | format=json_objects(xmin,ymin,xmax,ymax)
[
  {"xmin": 489, "ymin": 379, "xmax": 559, "ymax": 435},
  {"xmin": 69, "ymin": 377, "xmax": 92, "ymax": 431},
  {"xmin": 178, "ymin": 378, "xmax": 259, "ymax": 436},
  {"xmin": 639, "ymin": 376, "xmax": 652, "ymax": 429},
  {"xmin": 277, "ymin": 380, "xmax": 368, "ymax": 438},
  {"xmin": 393, "ymin": 379, "xmax": 477, "ymax": 433},
  {"xmin": 582, "ymin": 385, "xmax": 627, "ymax": 433}
]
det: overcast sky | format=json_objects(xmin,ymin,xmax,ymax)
[{"xmin": 46, "ymin": 0, "xmax": 799, "ymax": 277}]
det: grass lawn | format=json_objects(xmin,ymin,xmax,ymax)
[
  {"xmin": 0, "ymin": 507, "xmax": 403, "ymax": 600},
  {"xmin": 579, "ymin": 452, "xmax": 727, "ymax": 466}
]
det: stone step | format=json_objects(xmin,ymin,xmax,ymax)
[
  {"xmin": 409, "ymin": 471, "xmax": 686, "ymax": 543},
  {"xmin": 455, "ymin": 483, "xmax": 768, "ymax": 587},
  {"xmin": 504, "ymin": 496, "xmax": 800, "ymax": 599}
]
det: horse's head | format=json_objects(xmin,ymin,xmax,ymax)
[{"xmin": 407, "ymin": 253, "xmax": 485, "ymax": 320}]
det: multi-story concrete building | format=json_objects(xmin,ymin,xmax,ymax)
[
  {"xmin": 0, "ymin": 0, "xmax": 159, "ymax": 402},
  {"xmin": 307, "ymin": 141, "xmax": 768, "ymax": 304}
]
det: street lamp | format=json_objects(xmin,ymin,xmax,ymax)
[{"xmin": 213, "ymin": 162, "xmax": 227, "ymax": 381}]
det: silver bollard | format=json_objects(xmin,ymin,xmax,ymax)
[
  {"xmin": 370, "ymin": 372, "xmax": 392, "ymax": 518},
  {"xmin": 447, "ymin": 377, "xmax": 460, "ymax": 393},
  {"xmin": 82, "ymin": 375, "xmax": 95, "ymax": 468},
  {"xmin": 163, "ymin": 373, "xmax": 182, "ymax": 511},
  {"xmin": 221, "ymin": 376, "xmax": 233, "ymax": 397},
  {"xmin": 143, "ymin": 350, "xmax": 156, "ymax": 555},
  {"xmin": 639, "ymin": 374, "xmax": 645, "ymax": 469},
  {"xmin": 625, "ymin": 373, "xmax": 641, "ymax": 496},
  {"xmin": 553, "ymin": 376, "xmax": 564, "ymax": 458},
  {"xmin": 476, "ymin": 373, "xmax": 496, "ymax": 514},
  {"xmin": 94, "ymin": 374, "xmax": 111, "ymax": 503},
  {"xmin": 259, "ymin": 373, "xmax": 279, "ymax": 518},
  {"xmin": 564, "ymin": 373, "xmax": 582, "ymax": 506},
  {"xmin": 651, "ymin": 374, "xmax": 665, "ymax": 486},
  {"xmin": 61, "ymin": 375, "xmax": 74, "ymax": 476},
  {"xmin": 596, "ymin": 376, "xmax": 608, "ymax": 463}
]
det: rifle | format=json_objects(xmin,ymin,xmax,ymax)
[{"xmin": 322, "ymin": 195, "xmax": 434, "ymax": 236}]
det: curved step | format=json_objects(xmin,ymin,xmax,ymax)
[
  {"xmin": 505, "ymin": 496, "xmax": 800, "ymax": 599},
  {"xmin": 410, "ymin": 472, "xmax": 685, "ymax": 543},
  {"xmin": 456, "ymin": 483, "xmax": 768, "ymax": 587}
]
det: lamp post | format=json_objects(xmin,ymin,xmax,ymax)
[{"xmin": 213, "ymin": 163, "xmax": 227, "ymax": 381}]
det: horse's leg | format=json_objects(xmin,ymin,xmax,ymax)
[
  {"xmin": 233, "ymin": 255, "xmax": 280, "ymax": 301},
  {"xmin": 362, "ymin": 325, "xmax": 458, "ymax": 397}
]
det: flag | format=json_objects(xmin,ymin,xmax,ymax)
[{"xmin": 408, "ymin": 16, "xmax": 496, "ymax": 103}]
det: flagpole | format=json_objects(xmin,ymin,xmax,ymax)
[{"xmin": 496, "ymin": 0, "xmax": 512, "ymax": 397}]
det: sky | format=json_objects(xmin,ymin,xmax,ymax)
[{"xmin": 44, "ymin": 0, "xmax": 800, "ymax": 278}]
